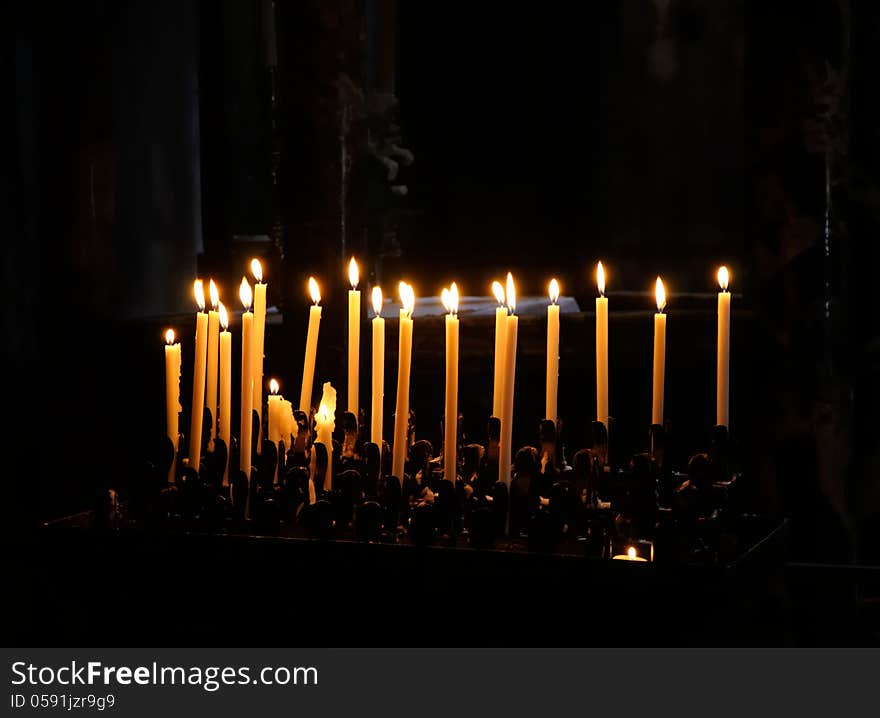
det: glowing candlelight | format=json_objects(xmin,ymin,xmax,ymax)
[
  {"xmin": 499, "ymin": 273, "xmax": 519, "ymax": 495},
  {"xmin": 371, "ymin": 286, "xmax": 385, "ymax": 446},
  {"xmin": 492, "ymin": 280, "xmax": 507, "ymax": 418},
  {"xmin": 250, "ymin": 259, "xmax": 267, "ymax": 453},
  {"xmin": 164, "ymin": 328, "xmax": 181, "ymax": 482},
  {"xmin": 189, "ymin": 280, "xmax": 208, "ymax": 473},
  {"xmin": 716, "ymin": 266, "xmax": 731, "ymax": 427},
  {"xmin": 299, "ymin": 277, "xmax": 322, "ymax": 412},
  {"xmin": 239, "ymin": 278, "xmax": 254, "ymax": 478},
  {"xmin": 443, "ymin": 282, "xmax": 460, "ymax": 484},
  {"xmin": 218, "ymin": 302, "xmax": 231, "ymax": 484},
  {"xmin": 546, "ymin": 278, "xmax": 560, "ymax": 422},
  {"xmin": 652, "ymin": 277, "xmax": 667, "ymax": 426},
  {"xmin": 596, "ymin": 262, "xmax": 609, "ymax": 428},
  {"xmin": 206, "ymin": 280, "xmax": 220, "ymax": 444},
  {"xmin": 391, "ymin": 281, "xmax": 415, "ymax": 481}
]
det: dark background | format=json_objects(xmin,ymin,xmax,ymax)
[{"xmin": 4, "ymin": 0, "xmax": 879, "ymax": 643}]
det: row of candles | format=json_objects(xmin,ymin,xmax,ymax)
[{"xmin": 164, "ymin": 258, "xmax": 733, "ymax": 486}]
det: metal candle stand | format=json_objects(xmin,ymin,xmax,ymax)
[{"xmin": 127, "ymin": 399, "xmax": 741, "ymax": 564}]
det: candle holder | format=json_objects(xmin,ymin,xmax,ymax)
[
  {"xmin": 539, "ymin": 419, "xmax": 561, "ymax": 478},
  {"xmin": 341, "ymin": 410, "xmax": 359, "ymax": 460},
  {"xmin": 510, "ymin": 446, "xmax": 539, "ymax": 537}
]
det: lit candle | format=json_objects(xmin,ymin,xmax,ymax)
[
  {"xmin": 299, "ymin": 277, "xmax": 322, "ymax": 412},
  {"xmin": 391, "ymin": 282, "xmax": 415, "ymax": 481},
  {"xmin": 250, "ymin": 259, "xmax": 267, "ymax": 453},
  {"xmin": 267, "ymin": 378, "xmax": 282, "ymax": 445},
  {"xmin": 499, "ymin": 273, "xmax": 518, "ymax": 489},
  {"xmin": 348, "ymin": 257, "xmax": 361, "ymax": 416},
  {"xmin": 370, "ymin": 286, "xmax": 385, "ymax": 446},
  {"xmin": 596, "ymin": 262, "xmax": 609, "ymax": 427},
  {"xmin": 267, "ymin": 378, "xmax": 281, "ymax": 485},
  {"xmin": 218, "ymin": 302, "xmax": 232, "ymax": 485},
  {"xmin": 240, "ymin": 278, "xmax": 254, "ymax": 478},
  {"xmin": 716, "ymin": 266, "xmax": 731, "ymax": 427},
  {"xmin": 189, "ymin": 280, "xmax": 208, "ymax": 473},
  {"xmin": 613, "ymin": 546, "xmax": 647, "ymax": 562},
  {"xmin": 546, "ymin": 278, "xmax": 560, "ymax": 422},
  {"xmin": 443, "ymin": 282, "xmax": 460, "ymax": 484},
  {"xmin": 652, "ymin": 277, "xmax": 667, "ymax": 426},
  {"xmin": 164, "ymin": 329, "xmax": 181, "ymax": 482},
  {"xmin": 206, "ymin": 280, "xmax": 220, "ymax": 442},
  {"xmin": 314, "ymin": 381, "xmax": 337, "ymax": 491},
  {"xmin": 492, "ymin": 280, "xmax": 507, "ymax": 418}
]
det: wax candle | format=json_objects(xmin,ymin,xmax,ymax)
[
  {"xmin": 492, "ymin": 280, "xmax": 507, "ymax": 418},
  {"xmin": 499, "ymin": 273, "xmax": 518, "ymax": 489},
  {"xmin": 267, "ymin": 378, "xmax": 282, "ymax": 445},
  {"xmin": 371, "ymin": 286, "xmax": 385, "ymax": 446},
  {"xmin": 716, "ymin": 266, "xmax": 731, "ymax": 427},
  {"xmin": 299, "ymin": 277, "xmax": 322, "ymax": 412},
  {"xmin": 240, "ymin": 279, "xmax": 254, "ymax": 477},
  {"xmin": 391, "ymin": 282, "xmax": 415, "ymax": 481},
  {"xmin": 189, "ymin": 280, "xmax": 208, "ymax": 473},
  {"xmin": 267, "ymin": 378, "xmax": 282, "ymax": 485},
  {"xmin": 546, "ymin": 278, "xmax": 560, "ymax": 422},
  {"xmin": 612, "ymin": 546, "xmax": 648, "ymax": 562},
  {"xmin": 443, "ymin": 282, "xmax": 460, "ymax": 484},
  {"xmin": 652, "ymin": 277, "xmax": 667, "ymax": 426},
  {"xmin": 250, "ymin": 259, "xmax": 267, "ymax": 453},
  {"xmin": 314, "ymin": 381, "xmax": 337, "ymax": 491},
  {"xmin": 348, "ymin": 257, "xmax": 361, "ymax": 416},
  {"xmin": 206, "ymin": 280, "xmax": 220, "ymax": 442},
  {"xmin": 596, "ymin": 261, "xmax": 609, "ymax": 427},
  {"xmin": 164, "ymin": 329, "xmax": 181, "ymax": 482},
  {"xmin": 218, "ymin": 302, "xmax": 232, "ymax": 485}
]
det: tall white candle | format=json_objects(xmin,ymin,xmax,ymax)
[
  {"xmin": 499, "ymin": 273, "xmax": 518, "ymax": 489},
  {"xmin": 596, "ymin": 261, "xmax": 609, "ymax": 427},
  {"xmin": 206, "ymin": 280, "xmax": 220, "ymax": 442},
  {"xmin": 300, "ymin": 277, "xmax": 322, "ymax": 412},
  {"xmin": 391, "ymin": 282, "xmax": 415, "ymax": 481},
  {"xmin": 164, "ymin": 329, "xmax": 181, "ymax": 482},
  {"xmin": 348, "ymin": 257, "xmax": 361, "ymax": 415},
  {"xmin": 652, "ymin": 277, "xmax": 667, "ymax": 426},
  {"xmin": 492, "ymin": 280, "xmax": 507, "ymax": 418},
  {"xmin": 546, "ymin": 278, "xmax": 560, "ymax": 421},
  {"xmin": 443, "ymin": 283, "xmax": 460, "ymax": 484},
  {"xmin": 716, "ymin": 266, "xmax": 731, "ymax": 427},
  {"xmin": 239, "ymin": 279, "xmax": 254, "ymax": 477},
  {"xmin": 189, "ymin": 280, "xmax": 208, "ymax": 473},
  {"xmin": 371, "ymin": 287, "xmax": 385, "ymax": 446},
  {"xmin": 218, "ymin": 303, "xmax": 232, "ymax": 485},
  {"xmin": 315, "ymin": 382, "xmax": 337, "ymax": 491},
  {"xmin": 267, "ymin": 378, "xmax": 282, "ymax": 485},
  {"xmin": 250, "ymin": 259, "xmax": 267, "ymax": 453}
]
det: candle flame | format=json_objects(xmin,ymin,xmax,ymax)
[
  {"xmin": 250, "ymin": 258, "xmax": 263, "ymax": 283},
  {"xmin": 317, "ymin": 401, "xmax": 333, "ymax": 425},
  {"xmin": 269, "ymin": 378, "xmax": 280, "ymax": 395},
  {"xmin": 492, "ymin": 280, "xmax": 505, "ymax": 306},
  {"xmin": 399, "ymin": 281, "xmax": 415, "ymax": 317},
  {"xmin": 371, "ymin": 286, "xmax": 383, "ymax": 316},
  {"xmin": 505, "ymin": 272, "xmax": 516, "ymax": 314},
  {"xmin": 597, "ymin": 261, "xmax": 606, "ymax": 296},
  {"xmin": 165, "ymin": 329, "xmax": 175, "ymax": 345},
  {"xmin": 348, "ymin": 257, "xmax": 359, "ymax": 289},
  {"xmin": 308, "ymin": 276, "xmax": 321, "ymax": 304},
  {"xmin": 549, "ymin": 278, "xmax": 560, "ymax": 304},
  {"xmin": 219, "ymin": 301, "xmax": 229, "ymax": 330},
  {"xmin": 717, "ymin": 265, "xmax": 729, "ymax": 291},
  {"xmin": 240, "ymin": 277, "xmax": 253, "ymax": 310},
  {"xmin": 194, "ymin": 279, "xmax": 206, "ymax": 311},
  {"xmin": 655, "ymin": 277, "xmax": 666, "ymax": 312},
  {"xmin": 441, "ymin": 283, "xmax": 459, "ymax": 315},
  {"xmin": 208, "ymin": 279, "xmax": 219, "ymax": 310},
  {"xmin": 627, "ymin": 546, "xmax": 637, "ymax": 560}
]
